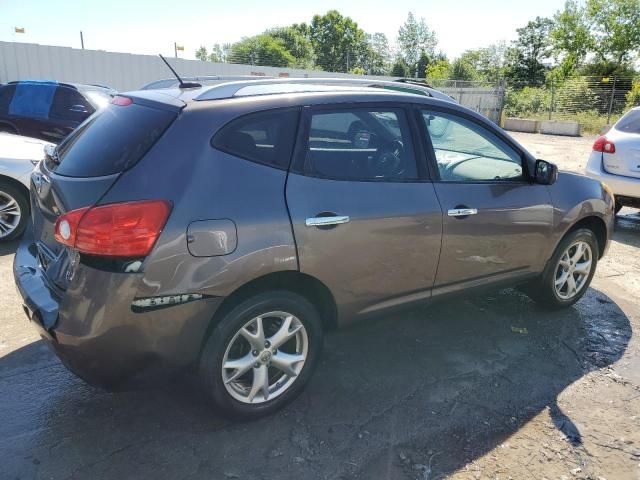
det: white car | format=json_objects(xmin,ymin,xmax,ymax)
[
  {"xmin": 0, "ymin": 133, "xmax": 52, "ymax": 241},
  {"xmin": 586, "ymin": 107, "xmax": 640, "ymax": 213}
]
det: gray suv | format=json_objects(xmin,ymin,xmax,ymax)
[{"xmin": 14, "ymin": 80, "xmax": 615, "ymax": 418}]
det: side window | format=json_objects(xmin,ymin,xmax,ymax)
[
  {"xmin": 304, "ymin": 108, "xmax": 418, "ymax": 181},
  {"xmin": 0, "ymin": 85, "xmax": 16, "ymax": 115},
  {"xmin": 212, "ymin": 109, "xmax": 299, "ymax": 169},
  {"xmin": 50, "ymin": 87, "xmax": 94, "ymax": 122},
  {"xmin": 421, "ymin": 111, "xmax": 523, "ymax": 182}
]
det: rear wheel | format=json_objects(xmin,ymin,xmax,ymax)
[
  {"xmin": 200, "ymin": 291, "xmax": 323, "ymax": 419},
  {"xmin": 526, "ymin": 228, "xmax": 598, "ymax": 309},
  {"xmin": 0, "ymin": 181, "xmax": 29, "ymax": 242}
]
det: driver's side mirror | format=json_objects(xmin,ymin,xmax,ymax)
[{"xmin": 535, "ymin": 159, "xmax": 558, "ymax": 185}]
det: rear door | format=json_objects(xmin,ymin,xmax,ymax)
[
  {"xmin": 417, "ymin": 108, "xmax": 553, "ymax": 293},
  {"xmin": 286, "ymin": 104, "xmax": 443, "ymax": 321}
]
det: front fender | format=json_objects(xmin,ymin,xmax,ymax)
[{"xmin": 545, "ymin": 171, "xmax": 615, "ymax": 259}]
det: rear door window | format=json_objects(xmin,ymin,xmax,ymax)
[
  {"xmin": 8, "ymin": 82, "xmax": 56, "ymax": 119},
  {"xmin": 50, "ymin": 87, "xmax": 94, "ymax": 122},
  {"xmin": 615, "ymin": 109, "xmax": 640, "ymax": 134},
  {"xmin": 49, "ymin": 102, "xmax": 177, "ymax": 177},
  {"xmin": 211, "ymin": 109, "xmax": 299, "ymax": 169}
]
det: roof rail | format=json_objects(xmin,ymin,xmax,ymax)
[{"xmin": 193, "ymin": 77, "xmax": 455, "ymax": 102}]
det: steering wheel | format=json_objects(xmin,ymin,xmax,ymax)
[{"xmin": 368, "ymin": 140, "xmax": 405, "ymax": 178}]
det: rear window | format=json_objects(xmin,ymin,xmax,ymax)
[
  {"xmin": 49, "ymin": 102, "xmax": 176, "ymax": 177},
  {"xmin": 615, "ymin": 109, "xmax": 640, "ymax": 134},
  {"xmin": 212, "ymin": 109, "xmax": 299, "ymax": 169}
]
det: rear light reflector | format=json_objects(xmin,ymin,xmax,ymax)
[
  {"xmin": 593, "ymin": 136, "xmax": 616, "ymax": 153},
  {"xmin": 111, "ymin": 95, "xmax": 133, "ymax": 106},
  {"xmin": 54, "ymin": 200, "xmax": 171, "ymax": 257}
]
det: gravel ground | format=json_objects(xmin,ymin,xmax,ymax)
[{"xmin": 1, "ymin": 132, "xmax": 639, "ymax": 480}]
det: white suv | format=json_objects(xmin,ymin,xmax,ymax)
[
  {"xmin": 586, "ymin": 107, "xmax": 640, "ymax": 213},
  {"xmin": 0, "ymin": 133, "xmax": 52, "ymax": 241}
]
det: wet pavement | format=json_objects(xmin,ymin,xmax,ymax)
[{"xmin": 1, "ymin": 134, "xmax": 640, "ymax": 479}]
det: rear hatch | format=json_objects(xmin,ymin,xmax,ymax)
[
  {"xmin": 31, "ymin": 95, "xmax": 181, "ymax": 291},
  {"xmin": 602, "ymin": 109, "xmax": 640, "ymax": 179}
]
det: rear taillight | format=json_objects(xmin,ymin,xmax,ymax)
[
  {"xmin": 593, "ymin": 136, "xmax": 616, "ymax": 153},
  {"xmin": 54, "ymin": 200, "xmax": 171, "ymax": 257},
  {"xmin": 111, "ymin": 95, "xmax": 133, "ymax": 106}
]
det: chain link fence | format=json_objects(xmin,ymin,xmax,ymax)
[{"xmin": 503, "ymin": 76, "xmax": 640, "ymax": 134}]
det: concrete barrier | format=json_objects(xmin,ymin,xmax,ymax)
[
  {"xmin": 539, "ymin": 120, "xmax": 581, "ymax": 137},
  {"xmin": 503, "ymin": 118, "xmax": 539, "ymax": 133}
]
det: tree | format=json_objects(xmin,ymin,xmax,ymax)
[
  {"xmin": 451, "ymin": 57, "xmax": 477, "ymax": 81},
  {"xmin": 550, "ymin": 0, "xmax": 594, "ymax": 76},
  {"xmin": 308, "ymin": 10, "xmax": 369, "ymax": 72},
  {"xmin": 505, "ymin": 17, "xmax": 553, "ymax": 85},
  {"xmin": 209, "ymin": 43, "xmax": 230, "ymax": 63},
  {"xmin": 453, "ymin": 45, "xmax": 506, "ymax": 83},
  {"xmin": 365, "ymin": 33, "xmax": 391, "ymax": 75},
  {"xmin": 426, "ymin": 59, "xmax": 452, "ymax": 80},
  {"xmin": 586, "ymin": 0, "xmax": 640, "ymax": 66},
  {"xmin": 390, "ymin": 58, "xmax": 410, "ymax": 77},
  {"xmin": 397, "ymin": 12, "xmax": 437, "ymax": 76},
  {"xmin": 228, "ymin": 34, "xmax": 295, "ymax": 67},
  {"xmin": 267, "ymin": 27, "xmax": 315, "ymax": 68},
  {"xmin": 195, "ymin": 46, "xmax": 208, "ymax": 61}
]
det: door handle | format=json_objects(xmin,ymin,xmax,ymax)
[
  {"xmin": 305, "ymin": 215, "xmax": 350, "ymax": 227},
  {"xmin": 447, "ymin": 208, "xmax": 478, "ymax": 217}
]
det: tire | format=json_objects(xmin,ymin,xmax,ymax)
[
  {"xmin": 199, "ymin": 290, "xmax": 324, "ymax": 419},
  {"xmin": 0, "ymin": 124, "xmax": 17, "ymax": 135},
  {"xmin": 527, "ymin": 228, "xmax": 598, "ymax": 309},
  {"xmin": 0, "ymin": 181, "xmax": 29, "ymax": 242}
]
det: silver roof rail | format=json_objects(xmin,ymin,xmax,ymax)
[{"xmin": 193, "ymin": 77, "xmax": 454, "ymax": 102}]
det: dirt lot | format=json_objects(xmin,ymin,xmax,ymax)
[{"xmin": 1, "ymin": 132, "xmax": 640, "ymax": 480}]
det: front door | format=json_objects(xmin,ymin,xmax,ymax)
[
  {"xmin": 417, "ymin": 108, "xmax": 553, "ymax": 293},
  {"xmin": 286, "ymin": 105, "xmax": 443, "ymax": 322}
]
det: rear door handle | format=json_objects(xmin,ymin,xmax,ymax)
[
  {"xmin": 447, "ymin": 208, "xmax": 478, "ymax": 217},
  {"xmin": 305, "ymin": 216, "xmax": 350, "ymax": 227}
]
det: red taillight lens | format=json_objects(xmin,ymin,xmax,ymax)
[
  {"xmin": 54, "ymin": 200, "xmax": 172, "ymax": 257},
  {"xmin": 593, "ymin": 136, "xmax": 616, "ymax": 153},
  {"xmin": 111, "ymin": 95, "xmax": 133, "ymax": 106}
]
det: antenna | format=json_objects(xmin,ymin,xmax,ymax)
[{"xmin": 157, "ymin": 54, "xmax": 201, "ymax": 89}]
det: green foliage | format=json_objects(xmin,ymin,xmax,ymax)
[
  {"xmin": 551, "ymin": 0, "xmax": 593, "ymax": 76},
  {"xmin": 308, "ymin": 10, "xmax": 369, "ymax": 72},
  {"xmin": 349, "ymin": 67, "xmax": 366, "ymax": 75},
  {"xmin": 505, "ymin": 17, "xmax": 553, "ymax": 85},
  {"xmin": 586, "ymin": 0, "xmax": 640, "ymax": 65},
  {"xmin": 390, "ymin": 58, "xmax": 410, "ymax": 77},
  {"xmin": 397, "ymin": 12, "xmax": 437, "ymax": 76},
  {"xmin": 450, "ymin": 57, "xmax": 477, "ymax": 81},
  {"xmin": 627, "ymin": 80, "xmax": 640, "ymax": 109},
  {"xmin": 195, "ymin": 46, "xmax": 208, "ymax": 61},
  {"xmin": 365, "ymin": 33, "xmax": 391, "ymax": 75},
  {"xmin": 426, "ymin": 59, "xmax": 451, "ymax": 80},
  {"xmin": 266, "ymin": 27, "xmax": 315, "ymax": 68},
  {"xmin": 229, "ymin": 34, "xmax": 295, "ymax": 67},
  {"xmin": 505, "ymin": 86, "xmax": 551, "ymax": 117}
]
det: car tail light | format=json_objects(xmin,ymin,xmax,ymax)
[
  {"xmin": 54, "ymin": 200, "xmax": 172, "ymax": 257},
  {"xmin": 593, "ymin": 136, "xmax": 616, "ymax": 153},
  {"xmin": 111, "ymin": 95, "xmax": 133, "ymax": 106}
]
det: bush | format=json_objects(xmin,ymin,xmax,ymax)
[
  {"xmin": 626, "ymin": 80, "xmax": 640, "ymax": 110},
  {"xmin": 504, "ymin": 86, "xmax": 551, "ymax": 117}
]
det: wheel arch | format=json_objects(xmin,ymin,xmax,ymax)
[
  {"xmin": 198, "ymin": 271, "xmax": 338, "ymax": 358},
  {"xmin": 0, "ymin": 121, "xmax": 18, "ymax": 134},
  {"xmin": 0, "ymin": 173, "xmax": 30, "ymax": 203},
  {"xmin": 564, "ymin": 215, "xmax": 608, "ymax": 259}
]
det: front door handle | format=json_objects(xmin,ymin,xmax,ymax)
[
  {"xmin": 447, "ymin": 208, "xmax": 478, "ymax": 217},
  {"xmin": 305, "ymin": 215, "xmax": 350, "ymax": 227}
]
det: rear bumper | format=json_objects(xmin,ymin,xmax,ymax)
[
  {"xmin": 13, "ymin": 227, "xmax": 222, "ymax": 387},
  {"xmin": 586, "ymin": 152, "xmax": 640, "ymax": 199}
]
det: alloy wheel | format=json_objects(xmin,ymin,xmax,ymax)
[
  {"xmin": 221, "ymin": 311, "xmax": 308, "ymax": 404},
  {"xmin": 0, "ymin": 191, "xmax": 21, "ymax": 239},
  {"xmin": 554, "ymin": 240, "xmax": 593, "ymax": 300}
]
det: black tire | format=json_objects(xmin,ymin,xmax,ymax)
[
  {"xmin": 0, "ymin": 180, "xmax": 29, "ymax": 242},
  {"xmin": 0, "ymin": 124, "xmax": 17, "ymax": 135},
  {"xmin": 200, "ymin": 290, "xmax": 323, "ymax": 419},
  {"xmin": 526, "ymin": 228, "xmax": 598, "ymax": 309}
]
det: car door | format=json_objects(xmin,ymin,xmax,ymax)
[
  {"xmin": 286, "ymin": 104, "xmax": 443, "ymax": 323},
  {"xmin": 417, "ymin": 108, "xmax": 553, "ymax": 294}
]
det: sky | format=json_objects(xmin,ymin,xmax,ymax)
[{"xmin": 0, "ymin": 0, "xmax": 567, "ymax": 60}]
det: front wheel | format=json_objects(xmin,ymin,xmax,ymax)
[
  {"xmin": 526, "ymin": 228, "xmax": 598, "ymax": 309},
  {"xmin": 199, "ymin": 291, "xmax": 323, "ymax": 419},
  {"xmin": 0, "ymin": 181, "xmax": 29, "ymax": 242}
]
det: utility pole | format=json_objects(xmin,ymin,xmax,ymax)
[
  {"xmin": 174, "ymin": 42, "xmax": 177, "ymax": 58},
  {"xmin": 80, "ymin": 31, "xmax": 84, "ymax": 50},
  {"xmin": 607, "ymin": 77, "xmax": 617, "ymax": 125}
]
